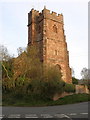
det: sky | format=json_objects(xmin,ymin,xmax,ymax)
[{"xmin": 0, "ymin": 0, "xmax": 88, "ymax": 79}]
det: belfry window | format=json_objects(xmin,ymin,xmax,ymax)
[
  {"xmin": 55, "ymin": 50, "xmax": 58, "ymax": 55},
  {"xmin": 53, "ymin": 25, "xmax": 57, "ymax": 33},
  {"xmin": 38, "ymin": 25, "xmax": 41, "ymax": 33}
]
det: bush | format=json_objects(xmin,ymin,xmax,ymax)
[
  {"xmin": 87, "ymin": 84, "xmax": 90, "ymax": 91},
  {"xmin": 3, "ymin": 45, "xmax": 77, "ymax": 102},
  {"xmin": 26, "ymin": 66, "xmax": 65, "ymax": 100},
  {"xmin": 64, "ymin": 83, "xmax": 76, "ymax": 93},
  {"xmin": 40, "ymin": 66, "xmax": 65, "ymax": 100},
  {"xmin": 72, "ymin": 77, "xmax": 78, "ymax": 85}
]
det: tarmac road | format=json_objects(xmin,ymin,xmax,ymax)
[{"xmin": 1, "ymin": 102, "xmax": 89, "ymax": 119}]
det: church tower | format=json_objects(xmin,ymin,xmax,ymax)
[{"xmin": 27, "ymin": 7, "xmax": 72, "ymax": 83}]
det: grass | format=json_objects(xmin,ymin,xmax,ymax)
[
  {"xmin": 2, "ymin": 93, "xmax": 90, "ymax": 107},
  {"xmin": 47, "ymin": 93, "xmax": 90, "ymax": 106}
]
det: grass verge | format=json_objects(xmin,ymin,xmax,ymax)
[{"xmin": 2, "ymin": 93, "xmax": 90, "ymax": 107}]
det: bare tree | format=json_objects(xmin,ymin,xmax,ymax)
[
  {"xmin": 80, "ymin": 67, "xmax": 90, "ymax": 85},
  {"xmin": 0, "ymin": 45, "xmax": 11, "ymax": 80},
  {"xmin": 71, "ymin": 67, "xmax": 75, "ymax": 77},
  {"xmin": 0, "ymin": 45, "xmax": 10, "ymax": 61},
  {"xmin": 17, "ymin": 47, "xmax": 26, "ymax": 56},
  {"xmin": 81, "ymin": 67, "xmax": 88, "ymax": 80}
]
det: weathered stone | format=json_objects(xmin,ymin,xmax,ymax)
[
  {"xmin": 28, "ymin": 7, "xmax": 72, "ymax": 83},
  {"xmin": 76, "ymin": 85, "xmax": 89, "ymax": 94}
]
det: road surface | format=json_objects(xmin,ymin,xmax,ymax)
[{"xmin": 1, "ymin": 102, "xmax": 89, "ymax": 119}]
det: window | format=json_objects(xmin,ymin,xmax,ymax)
[
  {"xmin": 38, "ymin": 25, "xmax": 41, "ymax": 33},
  {"xmin": 53, "ymin": 25, "xmax": 57, "ymax": 33},
  {"xmin": 55, "ymin": 50, "xmax": 58, "ymax": 55},
  {"xmin": 55, "ymin": 64, "xmax": 61, "ymax": 71}
]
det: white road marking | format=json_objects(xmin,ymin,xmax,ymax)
[
  {"xmin": 55, "ymin": 114, "xmax": 71, "ymax": 119},
  {"xmin": 80, "ymin": 113, "xmax": 88, "ymax": 115},
  {"xmin": 0, "ymin": 114, "xmax": 4, "ymax": 118},
  {"xmin": 68, "ymin": 113, "xmax": 77, "ymax": 116},
  {"xmin": 41, "ymin": 114, "xmax": 53, "ymax": 118},
  {"xmin": 63, "ymin": 114, "xmax": 72, "ymax": 119},
  {"xmin": 8, "ymin": 114, "xmax": 20, "ymax": 118},
  {"xmin": 55, "ymin": 114, "xmax": 66, "ymax": 118},
  {"xmin": 1, "ymin": 113, "xmax": 88, "ymax": 119},
  {"xmin": 25, "ymin": 114, "xmax": 38, "ymax": 118},
  {"xmin": 0, "ymin": 115, "xmax": 2, "ymax": 119}
]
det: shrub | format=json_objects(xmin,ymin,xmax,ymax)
[
  {"xmin": 3, "ymin": 45, "xmax": 75, "ymax": 101},
  {"xmin": 41, "ymin": 80, "xmax": 65, "ymax": 100},
  {"xmin": 87, "ymin": 84, "xmax": 90, "ymax": 91},
  {"xmin": 64, "ymin": 83, "xmax": 76, "ymax": 93},
  {"xmin": 26, "ymin": 66, "xmax": 65, "ymax": 100},
  {"xmin": 72, "ymin": 77, "xmax": 78, "ymax": 85},
  {"xmin": 40, "ymin": 66, "xmax": 65, "ymax": 100}
]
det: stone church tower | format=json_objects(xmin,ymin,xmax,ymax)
[{"xmin": 28, "ymin": 7, "xmax": 72, "ymax": 83}]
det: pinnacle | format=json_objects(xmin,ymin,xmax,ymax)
[{"xmin": 44, "ymin": 5, "xmax": 46, "ymax": 9}]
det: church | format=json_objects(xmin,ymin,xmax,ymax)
[{"xmin": 27, "ymin": 7, "xmax": 72, "ymax": 83}]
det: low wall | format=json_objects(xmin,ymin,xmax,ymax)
[
  {"xmin": 53, "ymin": 85, "xmax": 89, "ymax": 101},
  {"xmin": 75, "ymin": 85, "xmax": 89, "ymax": 94},
  {"xmin": 53, "ymin": 92, "xmax": 73, "ymax": 101}
]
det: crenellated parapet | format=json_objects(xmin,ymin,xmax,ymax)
[
  {"xmin": 28, "ymin": 7, "xmax": 63, "ymax": 26},
  {"xmin": 42, "ymin": 8, "xmax": 63, "ymax": 22},
  {"xmin": 28, "ymin": 8, "xmax": 39, "ymax": 25}
]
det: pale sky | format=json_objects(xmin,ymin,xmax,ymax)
[{"xmin": 0, "ymin": 0, "xmax": 88, "ymax": 79}]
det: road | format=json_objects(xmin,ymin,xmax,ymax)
[{"xmin": 1, "ymin": 102, "xmax": 89, "ymax": 119}]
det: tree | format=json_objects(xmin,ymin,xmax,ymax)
[
  {"xmin": 71, "ymin": 68, "xmax": 78, "ymax": 85},
  {"xmin": 17, "ymin": 47, "xmax": 26, "ymax": 56},
  {"xmin": 81, "ymin": 67, "xmax": 88, "ymax": 80},
  {"xmin": 0, "ymin": 45, "xmax": 15, "ymax": 92},
  {"xmin": 64, "ymin": 83, "xmax": 75, "ymax": 93},
  {"xmin": 0, "ymin": 45, "xmax": 10, "ymax": 61},
  {"xmin": 13, "ymin": 44, "xmax": 66, "ymax": 100},
  {"xmin": 71, "ymin": 67, "xmax": 75, "ymax": 77},
  {"xmin": 0, "ymin": 45, "xmax": 12, "ymax": 80},
  {"xmin": 72, "ymin": 77, "xmax": 78, "ymax": 85},
  {"xmin": 81, "ymin": 68, "xmax": 90, "ymax": 91},
  {"xmin": 27, "ymin": 65, "xmax": 65, "ymax": 100},
  {"xmin": 13, "ymin": 44, "xmax": 42, "ymax": 80}
]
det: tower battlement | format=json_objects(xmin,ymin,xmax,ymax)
[{"xmin": 28, "ymin": 8, "xmax": 63, "ymax": 26}]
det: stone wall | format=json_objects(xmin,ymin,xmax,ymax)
[
  {"xmin": 53, "ymin": 85, "xmax": 90, "ymax": 101},
  {"xmin": 75, "ymin": 85, "xmax": 89, "ymax": 94},
  {"xmin": 28, "ymin": 7, "xmax": 72, "ymax": 83},
  {"xmin": 53, "ymin": 92, "xmax": 73, "ymax": 101}
]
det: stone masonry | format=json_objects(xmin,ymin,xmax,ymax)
[{"xmin": 27, "ymin": 7, "xmax": 72, "ymax": 83}]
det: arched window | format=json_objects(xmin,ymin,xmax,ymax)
[
  {"xmin": 53, "ymin": 25, "xmax": 57, "ymax": 33},
  {"xmin": 55, "ymin": 64, "xmax": 61, "ymax": 71}
]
